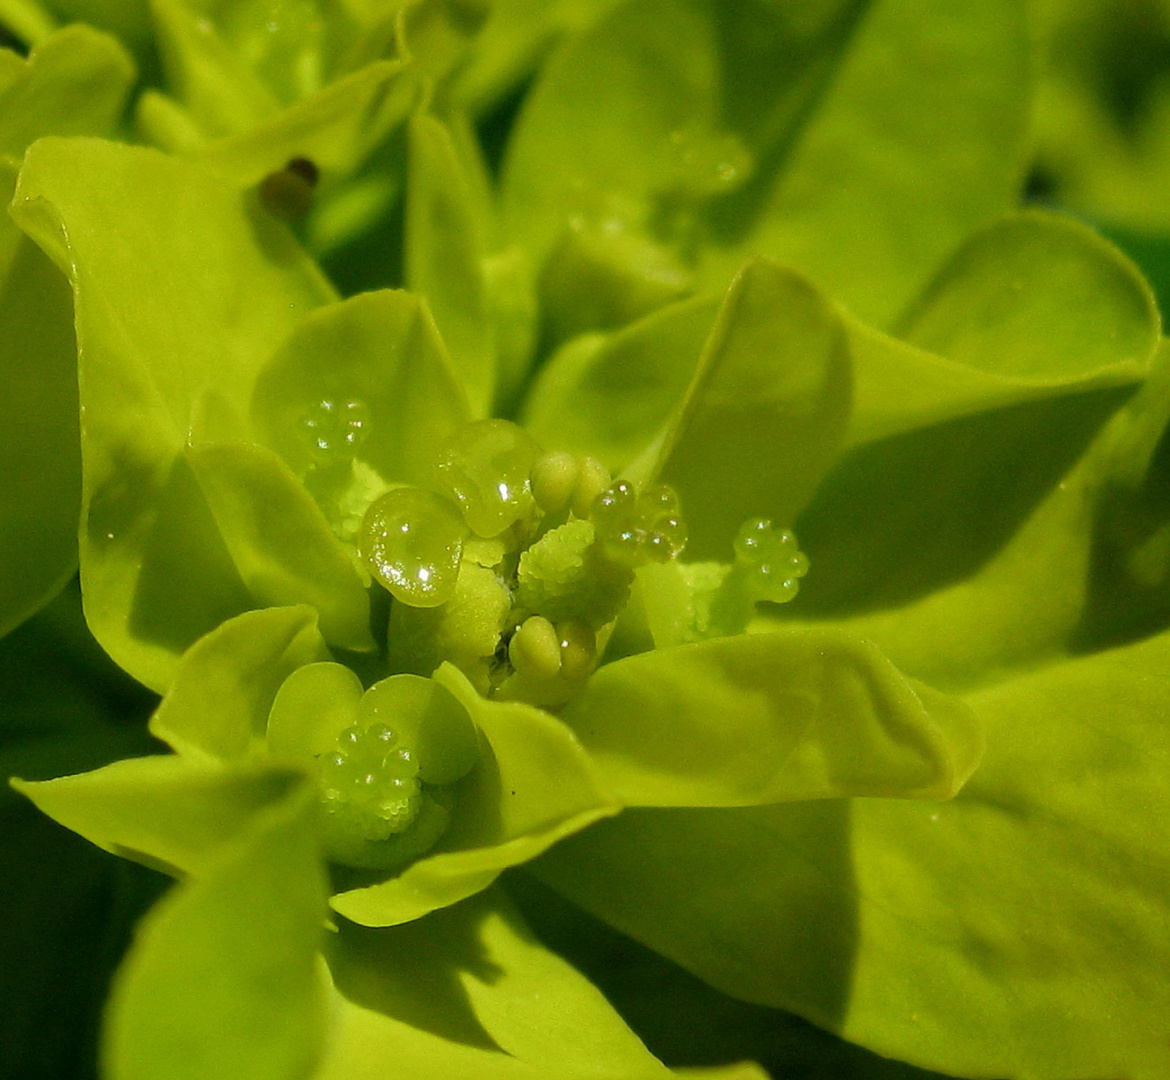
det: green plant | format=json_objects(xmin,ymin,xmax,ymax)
[{"xmin": 2, "ymin": 3, "xmax": 1169, "ymax": 1079}]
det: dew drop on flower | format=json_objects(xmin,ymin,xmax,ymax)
[
  {"xmin": 299, "ymin": 397, "xmax": 370, "ymax": 462},
  {"xmin": 664, "ymin": 128, "xmax": 754, "ymax": 198},
  {"xmin": 433, "ymin": 419, "xmax": 541, "ymax": 537},
  {"xmin": 732, "ymin": 518, "xmax": 809, "ymax": 604},
  {"xmin": 592, "ymin": 480, "xmax": 687, "ymax": 565},
  {"xmin": 360, "ymin": 486, "xmax": 467, "ymax": 607},
  {"xmin": 369, "ymin": 723, "xmax": 397, "ymax": 748}
]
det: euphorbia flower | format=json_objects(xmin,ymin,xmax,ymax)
[
  {"xmin": 3, "ymin": 3, "xmax": 1170, "ymax": 1080},
  {"xmin": 10, "ymin": 120, "xmax": 985, "ymax": 890}
]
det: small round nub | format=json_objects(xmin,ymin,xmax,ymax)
[
  {"xmin": 558, "ymin": 620, "xmax": 597, "ymax": 682},
  {"xmin": 571, "ymin": 457, "xmax": 612, "ymax": 519},
  {"xmin": 530, "ymin": 452, "xmax": 580, "ymax": 514},
  {"xmin": 509, "ymin": 615, "xmax": 562, "ymax": 679}
]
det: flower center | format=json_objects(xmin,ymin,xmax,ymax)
[
  {"xmin": 351, "ymin": 419, "xmax": 809, "ymax": 707},
  {"xmin": 358, "ymin": 419, "xmax": 689, "ymax": 705}
]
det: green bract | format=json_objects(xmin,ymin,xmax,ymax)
[{"xmin": 1, "ymin": 3, "xmax": 1169, "ymax": 1080}]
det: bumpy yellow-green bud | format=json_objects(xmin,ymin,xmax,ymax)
[{"xmin": 318, "ymin": 722, "xmax": 422, "ymax": 842}]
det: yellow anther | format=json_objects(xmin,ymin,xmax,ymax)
[
  {"xmin": 571, "ymin": 456, "xmax": 611, "ymax": 519},
  {"xmin": 509, "ymin": 615, "xmax": 563, "ymax": 679},
  {"xmin": 558, "ymin": 620, "xmax": 597, "ymax": 682},
  {"xmin": 530, "ymin": 451, "xmax": 581, "ymax": 514}
]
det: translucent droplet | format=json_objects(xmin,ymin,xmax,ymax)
[
  {"xmin": 370, "ymin": 723, "xmax": 397, "ymax": 747},
  {"xmin": 732, "ymin": 517, "xmax": 809, "ymax": 604},
  {"xmin": 592, "ymin": 480, "xmax": 687, "ymax": 565},
  {"xmin": 384, "ymin": 747, "xmax": 415, "ymax": 777},
  {"xmin": 593, "ymin": 481, "xmax": 636, "ymax": 526},
  {"xmin": 664, "ymin": 128, "xmax": 754, "ymax": 197},
  {"xmin": 434, "ymin": 420, "xmax": 542, "ymax": 538},
  {"xmin": 734, "ymin": 518, "xmax": 772, "ymax": 561},
  {"xmin": 358, "ymin": 674, "xmax": 478, "ymax": 786},
  {"xmin": 615, "ymin": 527, "xmax": 646, "ymax": 554},
  {"xmin": 657, "ymin": 515, "xmax": 688, "ymax": 553},
  {"xmin": 299, "ymin": 397, "xmax": 370, "ymax": 462},
  {"xmin": 638, "ymin": 485, "xmax": 679, "ymax": 517},
  {"xmin": 361, "ymin": 486, "xmax": 467, "ymax": 608}
]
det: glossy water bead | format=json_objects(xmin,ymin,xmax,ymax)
[
  {"xmin": 592, "ymin": 481, "xmax": 688, "ymax": 565},
  {"xmin": 733, "ymin": 518, "xmax": 809, "ymax": 603},
  {"xmin": 300, "ymin": 397, "xmax": 370, "ymax": 461},
  {"xmin": 360, "ymin": 486, "xmax": 467, "ymax": 608},
  {"xmin": 433, "ymin": 419, "xmax": 541, "ymax": 538}
]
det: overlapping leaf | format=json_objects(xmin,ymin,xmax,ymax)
[
  {"xmin": 788, "ymin": 213, "xmax": 1159, "ymax": 626},
  {"xmin": 10, "ymin": 137, "xmax": 339, "ymax": 689},
  {"xmin": 559, "ymin": 630, "xmax": 980, "ymax": 807},
  {"xmin": 321, "ymin": 886, "xmax": 765, "ymax": 1080},
  {"xmin": 534, "ymin": 623, "xmax": 1170, "ymax": 1080},
  {"xmin": 650, "ymin": 258, "xmax": 851, "ymax": 558},
  {"xmin": 502, "ymin": 0, "xmax": 1030, "ymax": 329},
  {"xmin": 12, "ymin": 757, "xmax": 306, "ymax": 876},
  {"xmin": 101, "ymin": 777, "xmax": 328, "ymax": 1080},
  {"xmin": 250, "ymin": 287, "xmax": 470, "ymax": 489},
  {"xmin": 0, "ymin": 26, "xmax": 134, "ymax": 637}
]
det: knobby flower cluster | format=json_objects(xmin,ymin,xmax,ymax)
[{"xmin": 1, "ymin": 2, "xmax": 1169, "ymax": 1080}]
